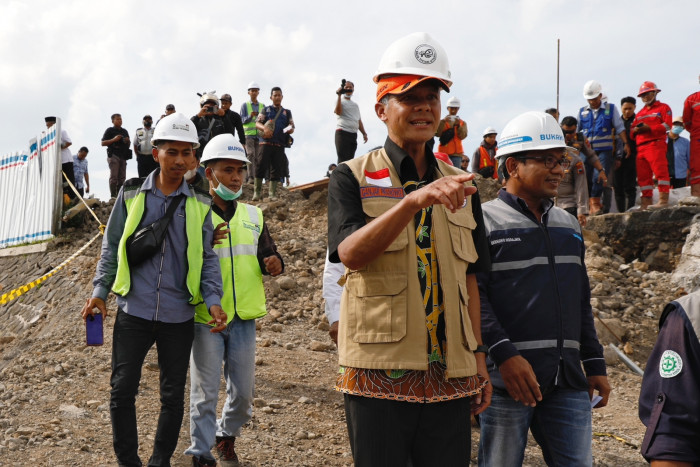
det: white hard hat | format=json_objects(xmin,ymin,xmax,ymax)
[
  {"xmin": 198, "ymin": 91, "xmax": 220, "ymax": 107},
  {"xmin": 483, "ymin": 127, "xmax": 497, "ymax": 137},
  {"xmin": 373, "ymin": 32, "xmax": 452, "ymax": 87},
  {"xmin": 200, "ymin": 134, "xmax": 248, "ymax": 165},
  {"xmin": 248, "ymin": 81, "xmax": 260, "ymax": 90},
  {"xmin": 446, "ymin": 97, "xmax": 461, "ymax": 108},
  {"xmin": 151, "ymin": 112, "xmax": 200, "ymax": 148},
  {"xmin": 582, "ymin": 80, "xmax": 603, "ymax": 100},
  {"xmin": 496, "ymin": 111, "xmax": 565, "ymax": 161}
]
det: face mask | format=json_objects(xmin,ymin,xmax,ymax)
[
  {"xmin": 144, "ymin": 121, "xmax": 152, "ymax": 128},
  {"xmin": 212, "ymin": 172, "xmax": 242, "ymax": 200},
  {"xmin": 671, "ymin": 126, "xmax": 683, "ymax": 135}
]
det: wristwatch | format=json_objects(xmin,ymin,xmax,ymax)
[{"xmin": 474, "ymin": 344, "xmax": 489, "ymax": 354}]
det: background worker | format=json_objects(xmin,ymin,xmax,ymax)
[
  {"xmin": 133, "ymin": 115, "xmax": 158, "ymax": 177},
  {"xmin": 631, "ymin": 81, "xmax": 673, "ymax": 209},
  {"xmin": 578, "ymin": 80, "xmax": 630, "ymax": 215},
  {"xmin": 436, "ymin": 96, "xmax": 468, "ymax": 167},
  {"xmin": 615, "ymin": 97, "xmax": 639, "ymax": 212},
  {"xmin": 240, "ymin": 81, "xmax": 265, "ymax": 183},
  {"xmin": 683, "ymin": 74, "xmax": 700, "ymax": 196},
  {"xmin": 334, "ymin": 79, "xmax": 368, "ymax": 164},
  {"xmin": 667, "ymin": 117, "xmax": 691, "ymax": 189},
  {"xmin": 472, "ymin": 127, "xmax": 498, "ymax": 178},
  {"xmin": 72, "ymin": 146, "xmax": 90, "ymax": 198}
]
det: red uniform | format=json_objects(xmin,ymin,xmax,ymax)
[
  {"xmin": 683, "ymin": 91, "xmax": 700, "ymax": 185},
  {"xmin": 632, "ymin": 100, "xmax": 672, "ymax": 197}
]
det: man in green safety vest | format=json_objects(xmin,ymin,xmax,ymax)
[
  {"xmin": 81, "ymin": 112, "xmax": 226, "ymax": 467},
  {"xmin": 185, "ymin": 133, "xmax": 284, "ymax": 466},
  {"xmin": 239, "ymin": 81, "xmax": 266, "ymax": 184}
]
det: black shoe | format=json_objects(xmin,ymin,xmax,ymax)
[{"xmin": 192, "ymin": 455, "xmax": 217, "ymax": 466}]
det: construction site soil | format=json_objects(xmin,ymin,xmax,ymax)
[{"xmin": 0, "ymin": 179, "xmax": 685, "ymax": 466}]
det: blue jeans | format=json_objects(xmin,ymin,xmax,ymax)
[
  {"xmin": 110, "ymin": 310, "xmax": 194, "ymax": 467},
  {"xmin": 449, "ymin": 155, "xmax": 463, "ymax": 168},
  {"xmin": 185, "ymin": 317, "xmax": 256, "ymax": 459},
  {"xmin": 478, "ymin": 388, "xmax": 592, "ymax": 467}
]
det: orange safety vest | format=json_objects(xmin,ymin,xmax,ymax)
[
  {"xmin": 438, "ymin": 120, "xmax": 465, "ymax": 155},
  {"xmin": 479, "ymin": 146, "xmax": 498, "ymax": 179}
]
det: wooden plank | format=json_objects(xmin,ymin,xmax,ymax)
[
  {"xmin": 287, "ymin": 178, "xmax": 329, "ymax": 197},
  {"xmin": 0, "ymin": 241, "xmax": 49, "ymax": 257}
]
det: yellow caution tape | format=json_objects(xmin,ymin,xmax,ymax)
[
  {"xmin": 593, "ymin": 432, "xmax": 638, "ymax": 449},
  {"xmin": 0, "ymin": 231, "xmax": 102, "ymax": 305}
]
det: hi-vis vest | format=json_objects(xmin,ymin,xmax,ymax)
[
  {"xmin": 195, "ymin": 203, "xmax": 267, "ymax": 325},
  {"xmin": 244, "ymin": 102, "xmax": 265, "ymax": 136},
  {"xmin": 578, "ymin": 102, "xmax": 615, "ymax": 152},
  {"xmin": 479, "ymin": 146, "xmax": 498, "ymax": 179},
  {"xmin": 112, "ymin": 180, "xmax": 212, "ymax": 305},
  {"xmin": 340, "ymin": 149, "xmax": 480, "ymax": 378}
]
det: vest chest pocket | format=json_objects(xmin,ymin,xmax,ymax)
[
  {"xmin": 362, "ymin": 196, "xmax": 408, "ymax": 252},
  {"xmin": 445, "ymin": 206, "xmax": 478, "ymax": 264},
  {"xmin": 345, "ymin": 271, "xmax": 407, "ymax": 343}
]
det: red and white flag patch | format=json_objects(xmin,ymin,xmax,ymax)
[{"xmin": 364, "ymin": 168, "xmax": 392, "ymax": 187}]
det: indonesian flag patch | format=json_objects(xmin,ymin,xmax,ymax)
[{"xmin": 364, "ymin": 168, "xmax": 392, "ymax": 187}]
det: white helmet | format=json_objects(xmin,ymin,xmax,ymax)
[
  {"xmin": 582, "ymin": 80, "xmax": 603, "ymax": 100},
  {"xmin": 247, "ymin": 81, "xmax": 260, "ymax": 90},
  {"xmin": 200, "ymin": 134, "xmax": 248, "ymax": 165},
  {"xmin": 496, "ymin": 111, "xmax": 565, "ymax": 161},
  {"xmin": 446, "ymin": 97, "xmax": 461, "ymax": 108},
  {"xmin": 373, "ymin": 32, "xmax": 452, "ymax": 87},
  {"xmin": 151, "ymin": 112, "xmax": 200, "ymax": 148},
  {"xmin": 483, "ymin": 127, "xmax": 498, "ymax": 137},
  {"xmin": 198, "ymin": 91, "xmax": 220, "ymax": 107}
]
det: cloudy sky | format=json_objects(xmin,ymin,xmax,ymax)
[{"xmin": 1, "ymin": 0, "xmax": 698, "ymax": 201}]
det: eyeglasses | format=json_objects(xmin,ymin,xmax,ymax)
[
  {"xmin": 561, "ymin": 129, "xmax": 576, "ymax": 135},
  {"xmin": 516, "ymin": 155, "xmax": 571, "ymax": 170}
]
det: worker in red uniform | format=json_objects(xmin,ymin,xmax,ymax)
[
  {"xmin": 683, "ymin": 74, "xmax": 700, "ymax": 197},
  {"xmin": 631, "ymin": 81, "xmax": 672, "ymax": 209}
]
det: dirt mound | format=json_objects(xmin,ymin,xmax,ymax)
[{"xmin": 0, "ymin": 182, "xmax": 684, "ymax": 465}]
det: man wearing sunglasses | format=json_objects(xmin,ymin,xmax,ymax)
[{"xmin": 477, "ymin": 111, "xmax": 610, "ymax": 466}]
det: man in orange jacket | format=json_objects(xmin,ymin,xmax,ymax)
[
  {"xmin": 631, "ymin": 81, "xmax": 672, "ymax": 209},
  {"xmin": 436, "ymin": 96, "xmax": 468, "ymax": 167}
]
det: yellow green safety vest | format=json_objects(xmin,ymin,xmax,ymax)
[
  {"xmin": 112, "ymin": 183, "xmax": 212, "ymax": 305},
  {"xmin": 195, "ymin": 202, "xmax": 267, "ymax": 325},
  {"xmin": 244, "ymin": 101, "xmax": 265, "ymax": 136}
]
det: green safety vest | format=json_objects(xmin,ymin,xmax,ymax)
[
  {"xmin": 244, "ymin": 101, "xmax": 265, "ymax": 136},
  {"xmin": 112, "ymin": 182, "xmax": 212, "ymax": 305},
  {"xmin": 195, "ymin": 202, "xmax": 267, "ymax": 325}
]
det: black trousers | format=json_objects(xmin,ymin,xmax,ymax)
[
  {"xmin": 613, "ymin": 155, "xmax": 637, "ymax": 212},
  {"xmin": 136, "ymin": 153, "xmax": 160, "ymax": 178},
  {"xmin": 344, "ymin": 394, "xmax": 471, "ymax": 467},
  {"xmin": 335, "ymin": 129, "xmax": 358, "ymax": 164},
  {"xmin": 256, "ymin": 144, "xmax": 287, "ymax": 180},
  {"xmin": 62, "ymin": 161, "xmax": 76, "ymax": 199},
  {"xmin": 110, "ymin": 310, "xmax": 194, "ymax": 467}
]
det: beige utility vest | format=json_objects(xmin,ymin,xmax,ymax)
[{"xmin": 340, "ymin": 148, "xmax": 480, "ymax": 379}]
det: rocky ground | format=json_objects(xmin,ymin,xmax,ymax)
[{"xmin": 0, "ymin": 178, "xmax": 693, "ymax": 466}]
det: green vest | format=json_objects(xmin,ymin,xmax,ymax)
[
  {"xmin": 195, "ymin": 202, "xmax": 267, "ymax": 325},
  {"xmin": 244, "ymin": 101, "xmax": 265, "ymax": 136},
  {"xmin": 112, "ymin": 182, "xmax": 212, "ymax": 305}
]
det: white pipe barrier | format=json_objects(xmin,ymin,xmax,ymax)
[{"xmin": 0, "ymin": 120, "xmax": 62, "ymax": 249}]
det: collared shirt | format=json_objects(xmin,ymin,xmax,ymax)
[
  {"xmin": 328, "ymin": 137, "xmax": 490, "ymax": 402},
  {"xmin": 102, "ymin": 126, "xmax": 131, "ymax": 159},
  {"xmin": 336, "ymin": 97, "xmax": 361, "ymax": 133},
  {"xmin": 92, "ymin": 170, "xmax": 222, "ymax": 323},
  {"xmin": 580, "ymin": 102, "xmax": 626, "ymax": 135},
  {"xmin": 72, "ymin": 155, "xmax": 88, "ymax": 189},
  {"xmin": 667, "ymin": 136, "xmax": 691, "ymax": 179}
]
